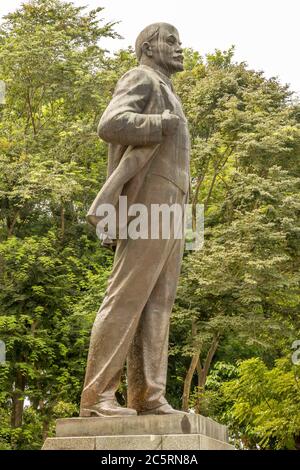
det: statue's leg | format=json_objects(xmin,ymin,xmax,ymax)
[
  {"xmin": 80, "ymin": 176, "xmax": 181, "ymax": 411},
  {"xmin": 126, "ymin": 188, "xmax": 186, "ymax": 412},
  {"xmin": 79, "ymin": 242, "xmax": 157, "ymax": 410}
]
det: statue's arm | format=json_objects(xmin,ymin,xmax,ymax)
[{"xmin": 97, "ymin": 68, "xmax": 163, "ymax": 146}]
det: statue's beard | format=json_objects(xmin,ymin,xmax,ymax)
[{"xmin": 157, "ymin": 50, "xmax": 183, "ymax": 74}]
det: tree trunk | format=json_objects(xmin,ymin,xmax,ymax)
[
  {"xmin": 182, "ymin": 352, "xmax": 200, "ymax": 411},
  {"xmin": 182, "ymin": 320, "xmax": 200, "ymax": 411},
  {"xmin": 195, "ymin": 335, "xmax": 220, "ymax": 414},
  {"xmin": 191, "ymin": 175, "xmax": 205, "ymax": 231},
  {"xmin": 11, "ymin": 370, "xmax": 26, "ymax": 428},
  {"xmin": 7, "ymin": 211, "xmax": 19, "ymax": 237}
]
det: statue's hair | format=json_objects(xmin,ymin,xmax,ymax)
[
  {"xmin": 135, "ymin": 23, "xmax": 161, "ymax": 62},
  {"xmin": 135, "ymin": 22, "xmax": 178, "ymax": 63}
]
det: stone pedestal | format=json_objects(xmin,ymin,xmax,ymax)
[{"xmin": 42, "ymin": 414, "xmax": 234, "ymax": 450}]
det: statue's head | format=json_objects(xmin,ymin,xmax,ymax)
[{"xmin": 135, "ymin": 22, "xmax": 184, "ymax": 75}]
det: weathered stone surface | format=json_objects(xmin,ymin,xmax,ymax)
[
  {"xmin": 161, "ymin": 434, "xmax": 200, "ymax": 450},
  {"xmin": 42, "ymin": 437, "xmax": 95, "ymax": 450},
  {"xmin": 42, "ymin": 433, "xmax": 235, "ymax": 450},
  {"xmin": 199, "ymin": 435, "xmax": 235, "ymax": 450},
  {"xmin": 96, "ymin": 434, "xmax": 161, "ymax": 450},
  {"xmin": 42, "ymin": 414, "xmax": 234, "ymax": 450},
  {"xmin": 56, "ymin": 414, "xmax": 228, "ymax": 442},
  {"xmin": 198, "ymin": 415, "xmax": 228, "ymax": 442},
  {"xmin": 56, "ymin": 414, "xmax": 200, "ymax": 438}
]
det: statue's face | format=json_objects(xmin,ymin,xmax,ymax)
[{"xmin": 151, "ymin": 25, "xmax": 184, "ymax": 75}]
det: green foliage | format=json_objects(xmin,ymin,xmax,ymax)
[
  {"xmin": 0, "ymin": 0, "xmax": 116, "ymax": 449},
  {"xmin": 171, "ymin": 46, "xmax": 300, "ymax": 422},
  {"xmin": 0, "ymin": 0, "xmax": 299, "ymax": 450},
  {"xmin": 211, "ymin": 357, "xmax": 300, "ymax": 449}
]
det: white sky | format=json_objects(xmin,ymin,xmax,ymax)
[{"xmin": 0, "ymin": 0, "xmax": 299, "ymax": 94}]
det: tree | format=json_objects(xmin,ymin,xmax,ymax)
[
  {"xmin": 0, "ymin": 0, "xmax": 117, "ymax": 449},
  {"xmin": 221, "ymin": 357, "xmax": 300, "ymax": 449},
  {"xmin": 170, "ymin": 48, "xmax": 300, "ymax": 412}
]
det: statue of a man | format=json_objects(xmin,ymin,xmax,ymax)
[{"xmin": 80, "ymin": 22, "xmax": 190, "ymax": 417}]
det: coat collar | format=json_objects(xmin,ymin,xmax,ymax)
[{"xmin": 139, "ymin": 65, "xmax": 174, "ymax": 92}]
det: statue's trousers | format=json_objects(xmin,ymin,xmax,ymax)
[{"xmin": 80, "ymin": 173, "xmax": 187, "ymax": 412}]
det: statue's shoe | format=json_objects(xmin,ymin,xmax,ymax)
[
  {"xmin": 138, "ymin": 403, "xmax": 188, "ymax": 415},
  {"xmin": 80, "ymin": 400, "xmax": 137, "ymax": 417}
]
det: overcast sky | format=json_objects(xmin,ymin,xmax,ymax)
[{"xmin": 1, "ymin": 0, "xmax": 299, "ymax": 94}]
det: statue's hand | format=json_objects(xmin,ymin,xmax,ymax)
[{"xmin": 162, "ymin": 109, "xmax": 180, "ymax": 136}]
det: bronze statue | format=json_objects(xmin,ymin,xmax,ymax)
[{"xmin": 80, "ymin": 22, "xmax": 190, "ymax": 417}]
